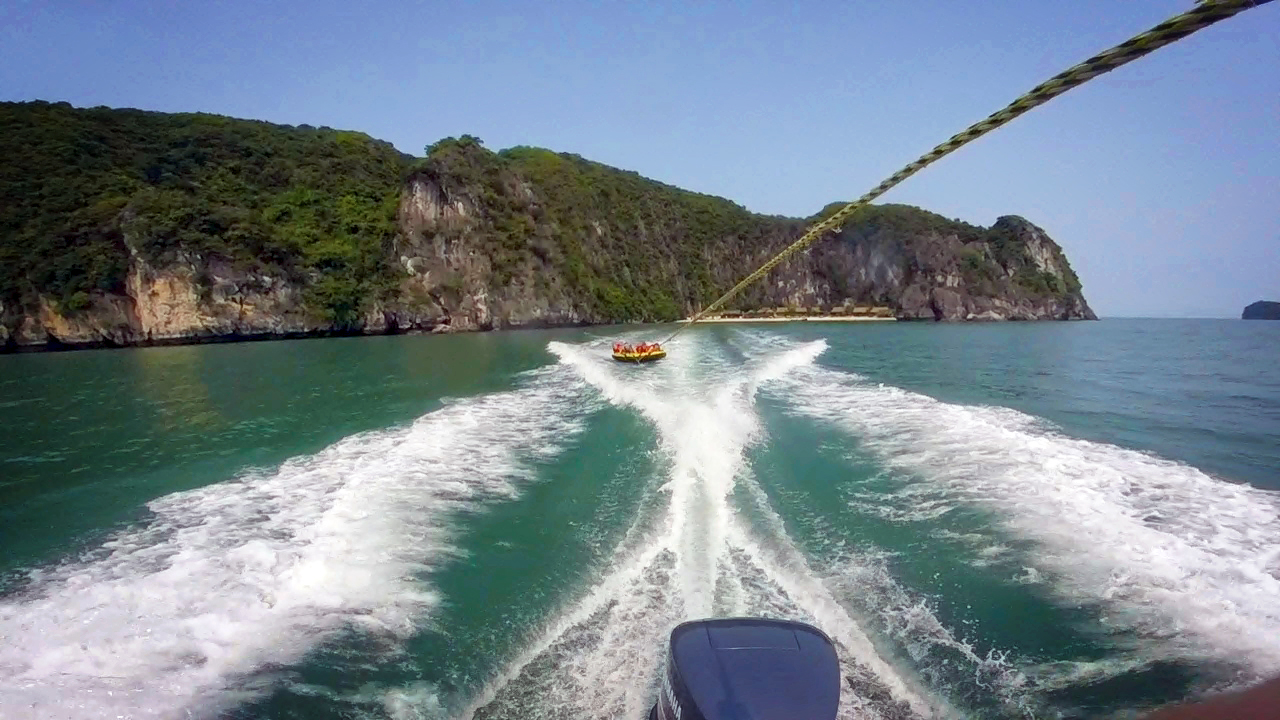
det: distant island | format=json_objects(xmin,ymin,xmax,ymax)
[
  {"xmin": 1242, "ymin": 301, "xmax": 1280, "ymax": 320},
  {"xmin": 1, "ymin": 101, "xmax": 1095, "ymax": 352}
]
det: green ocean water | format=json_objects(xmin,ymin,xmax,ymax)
[{"xmin": 1, "ymin": 320, "xmax": 1278, "ymax": 720}]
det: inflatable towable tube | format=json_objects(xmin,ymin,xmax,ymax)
[{"xmin": 612, "ymin": 342, "xmax": 666, "ymax": 363}]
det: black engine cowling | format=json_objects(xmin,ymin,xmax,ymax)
[{"xmin": 650, "ymin": 618, "xmax": 840, "ymax": 720}]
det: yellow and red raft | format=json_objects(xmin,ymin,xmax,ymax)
[{"xmin": 611, "ymin": 341, "xmax": 666, "ymax": 363}]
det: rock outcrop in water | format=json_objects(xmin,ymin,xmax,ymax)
[
  {"xmin": 1, "ymin": 102, "xmax": 1095, "ymax": 351},
  {"xmin": 1242, "ymin": 301, "xmax": 1280, "ymax": 320}
]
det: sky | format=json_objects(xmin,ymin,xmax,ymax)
[{"xmin": 1, "ymin": 0, "xmax": 1276, "ymax": 318}]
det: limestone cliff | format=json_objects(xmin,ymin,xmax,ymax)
[
  {"xmin": 386, "ymin": 169, "xmax": 585, "ymax": 332},
  {"xmin": 4, "ymin": 258, "xmax": 326, "ymax": 349},
  {"xmin": 806, "ymin": 213, "xmax": 1095, "ymax": 321},
  {"xmin": 374, "ymin": 143, "xmax": 1094, "ymax": 334}
]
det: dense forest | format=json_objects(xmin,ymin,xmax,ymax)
[
  {"xmin": 0, "ymin": 101, "xmax": 409, "ymax": 325},
  {"xmin": 1, "ymin": 101, "xmax": 1091, "ymax": 347}
]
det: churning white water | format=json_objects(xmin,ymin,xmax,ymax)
[{"xmin": 0, "ymin": 366, "xmax": 594, "ymax": 720}]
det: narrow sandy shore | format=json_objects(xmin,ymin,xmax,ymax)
[{"xmin": 685, "ymin": 316, "xmax": 897, "ymax": 323}]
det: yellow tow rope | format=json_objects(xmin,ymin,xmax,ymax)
[{"xmin": 662, "ymin": 0, "xmax": 1272, "ymax": 344}]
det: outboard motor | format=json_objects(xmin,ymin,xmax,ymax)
[{"xmin": 650, "ymin": 617, "xmax": 840, "ymax": 720}]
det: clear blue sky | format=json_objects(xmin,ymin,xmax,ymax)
[{"xmin": 2, "ymin": 0, "xmax": 1276, "ymax": 317}]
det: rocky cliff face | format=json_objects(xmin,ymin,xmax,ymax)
[
  {"xmin": 2, "ymin": 253, "xmax": 327, "ymax": 349},
  {"xmin": 803, "ymin": 214, "xmax": 1095, "ymax": 321},
  {"xmin": 376, "ymin": 145, "xmax": 1094, "ymax": 334},
  {"xmin": 386, "ymin": 172, "xmax": 585, "ymax": 332},
  {"xmin": 2, "ymin": 140, "xmax": 1094, "ymax": 352}
]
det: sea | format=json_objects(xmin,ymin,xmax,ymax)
[{"xmin": 1, "ymin": 318, "xmax": 1277, "ymax": 719}]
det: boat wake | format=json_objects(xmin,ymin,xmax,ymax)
[
  {"xmin": 772, "ymin": 359, "xmax": 1280, "ymax": 680},
  {"xmin": 459, "ymin": 336, "xmax": 954, "ymax": 720},
  {"xmin": 0, "ymin": 365, "xmax": 595, "ymax": 720},
  {"xmin": 8, "ymin": 329, "xmax": 1269, "ymax": 720}
]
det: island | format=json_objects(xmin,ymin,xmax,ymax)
[
  {"xmin": 1242, "ymin": 301, "xmax": 1280, "ymax": 320},
  {"xmin": 1, "ymin": 101, "xmax": 1096, "ymax": 352}
]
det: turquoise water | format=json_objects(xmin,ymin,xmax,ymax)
[{"xmin": 1, "ymin": 320, "xmax": 1277, "ymax": 719}]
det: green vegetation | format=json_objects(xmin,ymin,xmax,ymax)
[
  {"xmin": 1056, "ymin": 255, "xmax": 1084, "ymax": 295},
  {"xmin": 414, "ymin": 136, "xmax": 544, "ymax": 291},
  {"xmin": 987, "ymin": 218, "xmax": 1082, "ymax": 296},
  {"xmin": 959, "ymin": 247, "xmax": 997, "ymax": 292},
  {"xmin": 814, "ymin": 202, "xmax": 986, "ymax": 243},
  {"xmin": 500, "ymin": 146, "xmax": 769, "ymax": 320},
  {"xmin": 411, "ymin": 141, "xmax": 793, "ymax": 321},
  {"xmin": 2, "ymin": 102, "xmax": 1086, "ymax": 328},
  {"xmin": 1014, "ymin": 267, "xmax": 1067, "ymax": 296},
  {"xmin": 0, "ymin": 101, "xmax": 410, "ymax": 323}
]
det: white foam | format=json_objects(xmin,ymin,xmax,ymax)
[
  {"xmin": 719, "ymin": 498, "xmax": 944, "ymax": 718},
  {"xmin": 383, "ymin": 681, "xmax": 449, "ymax": 720},
  {"xmin": 0, "ymin": 366, "xmax": 593, "ymax": 720},
  {"xmin": 775, "ymin": 365, "xmax": 1280, "ymax": 675},
  {"xmin": 819, "ymin": 552, "xmax": 1032, "ymax": 716},
  {"xmin": 455, "ymin": 335, "xmax": 944, "ymax": 720},
  {"xmin": 1018, "ymin": 656, "xmax": 1160, "ymax": 693}
]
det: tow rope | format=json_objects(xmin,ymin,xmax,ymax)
[{"xmin": 662, "ymin": 0, "xmax": 1272, "ymax": 344}]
